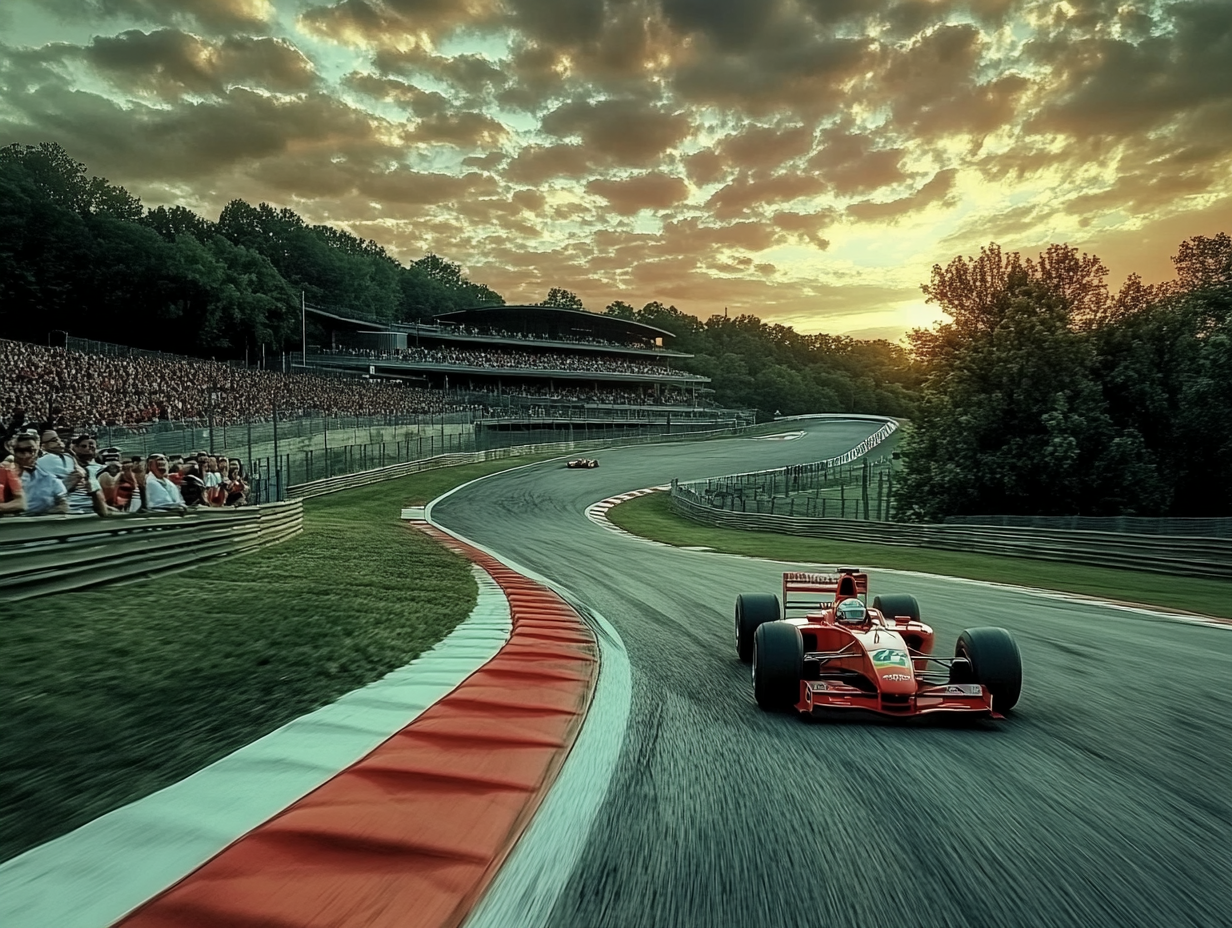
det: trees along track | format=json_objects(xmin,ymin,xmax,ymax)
[{"xmin": 430, "ymin": 418, "xmax": 1232, "ymax": 928}]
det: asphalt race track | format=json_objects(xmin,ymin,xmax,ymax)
[{"xmin": 430, "ymin": 421, "xmax": 1232, "ymax": 928}]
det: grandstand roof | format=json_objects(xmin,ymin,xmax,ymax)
[{"xmin": 433, "ymin": 306, "xmax": 676, "ymax": 342}]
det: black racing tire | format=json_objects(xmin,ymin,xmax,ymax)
[
  {"xmin": 956, "ymin": 627, "xmax": 1023, "ymax": 712},
  {"xmin": 735, "ymin": 593, "xmax": 780, "ymax": 663},
  {"xmin": 752, "ymin": 621, "xmax": 803, "ymax": 711},
  {"xmin": 872, "ymin": 594, "xmax": 920, "ymax": 623}
]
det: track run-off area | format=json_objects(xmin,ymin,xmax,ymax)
[{"xmin": 431, "ymin": 418, "xmax": 1232, "ymax": 928}]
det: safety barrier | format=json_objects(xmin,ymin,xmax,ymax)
[
  {"xmin": 0, "ymin": 501, "xmax": 304, "ymax": 602},
  {"xmin": 286, "ymin": 422, "xmax": 759, "ymax": 500},
  {"xmin": 669, "ymin": 488, "xmax": 1232, "ymax": 579}
]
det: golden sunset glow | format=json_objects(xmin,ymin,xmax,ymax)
[{"xmin": 2, "ymin": 0, "xmax": 1229, "ymax": 340}]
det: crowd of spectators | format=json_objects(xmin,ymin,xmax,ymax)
[
  {"xmin": 499, "ymin": 384, "xmax": 698, "ymax": 406},
  {"xmin": 1, "ymin": 428, "xmax": 248, "ymax": 519},
  {"xmin": 443, "ymin": 324, "xmax": 653, "ymax": 350},
  {"xmin": 1, "ymin": 339, "xmax": 479, "ymax": 430},
  {"xmin": 394, "ymin": 346, "xmax": 677, "ymax": 375}
]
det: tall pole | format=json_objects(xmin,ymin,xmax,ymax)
[
  {"xmin": 301, "ymin": 291, "xmax": 306, "ymax": 369},
  {"xmin": 272, "ymin": 390, "xmax": 281, "ymax": 502}
]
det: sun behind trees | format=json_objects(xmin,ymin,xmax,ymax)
[{"xmin": 896, "ymin": 235, "xmax": 1232, "ymax": 520}]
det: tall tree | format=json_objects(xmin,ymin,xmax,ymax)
[{"xmin": 541, "ymin": 287, "xmax": 584, "ymax": 310}]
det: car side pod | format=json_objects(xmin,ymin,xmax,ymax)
[
  {"xmin": 752, "ymin": 621, "xmax": 802, "ymax": 711},
  {"xmin": 735, "ymin": 592, "xmax": 781, "ymax": 664},
  {"xmin": 955, "ymin": 626, "xmax": 1023, "ymax": 712}
]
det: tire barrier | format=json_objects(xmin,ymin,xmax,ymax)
[
  {"xmin": 0, "ymin": 501, "xmax": 303, "ymax": 602},
  {"xmin": 114, "ymin": 522, "xmax": 597, "ymax": 928},
  {"xmin": 668, "ymin": 491, "xmax": 1232, "ymax": 580}
]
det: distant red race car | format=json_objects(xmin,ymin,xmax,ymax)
[
  {"xmin": 565, "ymin": 458, "xmax": 599, "ymax": 468},
  {"xmin": 735, "ymin": 569, "xmax": 1022, "ymax": 718}
]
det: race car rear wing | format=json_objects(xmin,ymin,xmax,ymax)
[{"xmin": 782, "ymin": 569, "xmax": 868, "ymax": 617}]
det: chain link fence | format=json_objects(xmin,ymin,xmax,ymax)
[{"xmin": 677, "ymin": 420, "xmax": 902, "ymax": 521}]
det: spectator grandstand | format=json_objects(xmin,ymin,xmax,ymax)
[{"xmin": 1, "ymin": 306, "xmax": 742, "ymax": 515}]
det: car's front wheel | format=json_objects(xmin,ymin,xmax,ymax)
[
  {"xmin": 752, "ymin": 621, "xmax": 802, "ymax": 711},
  {"xmin": 956, "ymin": 627, "xmax": 1023, "ymax": 712}
]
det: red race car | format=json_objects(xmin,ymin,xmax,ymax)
[
  {"xmin": 565, "ymin": 458, "xmax": 600, "ymax": 468},
  {"xmin": 734, "ymin": 569, "xmax": 1022, "ymax": 718}
]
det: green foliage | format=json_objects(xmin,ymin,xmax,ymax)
[
  {"xmin": 0, "ymin": 144, "xmax": 504, "ymax": 357},
  {"xmin": 899, "ymin": 237, "xmax": 1232, "ymax": 518},
  {"xmin": 540, "ymin": 287, "xmax": 584, "ymax": 309}
]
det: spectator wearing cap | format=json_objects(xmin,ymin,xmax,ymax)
[
  {"xmin": 139, "ymin": 454, "xmax": 186, "ymax": 511},
  {"xmin": 11, "ymin": 432, "xmax": 67, "ymax": 515},
  {"xmin": 167, "ymin": 454, "xmax": 184, "ymax": 486},
  {"xmin": 66, "ymin": 434, "xmax": 108, "ymax": 517}
]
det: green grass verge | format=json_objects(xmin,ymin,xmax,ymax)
[
  {"xmin": 0, "ymin": 452, "xmax": 559, "ymax": 863},
  {"xmin": 607, "ymin": 491, "xmax": 1232, "ymax": 619}
]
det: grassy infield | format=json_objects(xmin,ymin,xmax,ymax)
[{"xmin": 2, "ymin": 451, "xmax": 1228, "ymax": 862}]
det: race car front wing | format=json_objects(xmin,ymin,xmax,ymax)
[{"xmin": 799, "ymin": 680, "xmax": 1000, "ymax": 718}]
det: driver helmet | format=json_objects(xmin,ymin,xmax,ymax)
[{"xmin": 834, "ymin": 598, "xmax": 869, "ymax": 625}]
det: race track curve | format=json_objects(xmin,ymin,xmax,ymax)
[{"xmin": 429, "ymin": 420, "xmax": 1232, "ymax": 928}]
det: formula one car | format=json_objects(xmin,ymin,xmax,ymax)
[
  {"xmin": 565, "ymin": 458, "xmax": 600, "ymax": 468},
  {"xmin": 734, "ymin": 569, "xmax": 1022, "ymax": 718}
]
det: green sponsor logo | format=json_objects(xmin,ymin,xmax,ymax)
[{"xmin": 870, "ymin": 648, "xmax": 910, "ymax": 669}]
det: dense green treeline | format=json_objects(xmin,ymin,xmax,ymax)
[
  {"xmin": 895, "ymin": 238, "xmax": 1232, "ymax": 518},
  {"xmin": 603, "ymin": 300, "xmax": 919, "ymax": 419},
  {"xmin": 0, "ymin": 142, "xmax": 502, "ymax": 358}
]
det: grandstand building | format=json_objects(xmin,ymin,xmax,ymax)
[{"xmin": 303, "ymin": 305, "xmax": 726, "ymax": 434}]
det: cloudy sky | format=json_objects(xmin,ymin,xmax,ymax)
[{"xmin": 1, "ymin": 0, "xmax": 1229, "ymax": 340}]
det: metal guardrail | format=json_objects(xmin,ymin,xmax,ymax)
[
  {"xmin": 287, "ymin": 423, "xmax": 761, "ymax": 499},
  {"xmin": 944, "ymin": 514, "xmax": 1232, "ymax": 539},
  {"xmin": 0, "ymin": 501, "xmax": 304, "ymax": 602},
  {"xmin": 668, "ymin": 489, "xmax": 1232, "ymax": 579}
]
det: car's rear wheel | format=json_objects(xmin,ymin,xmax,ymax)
[
  {"xmin": 735, "ymin": 593, "xmax": 780, "ymax": 663},
  {"xmin": 872, "ymin": 593, "xmax": 920, "ymax": 623},
  {"xmin": 752, "ymin": 621, "xmax": 802, "ymax": 711},
  {"xmin": 956, "ymin": 627, "xmax": 1023, "ymax": 712}
]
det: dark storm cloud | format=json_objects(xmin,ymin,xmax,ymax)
[
  {"xmin": 704, "ymin": 172, "xmax": 828, "ymax": 219},
  {"xmin": 504, "ymin": 0, "xmax": 605, "ymax": 45},
  {"xmin": 0, "ymin": 79, "xmax": 388, "ymax": 183},
  {"xmin": 808, "ymin": 128, "xmax": 909, "ymax": 196},
  {"xmin": 540, "ymin": 98, "xmax": 692, "ymax": 166},
  {"xmin": 671, "ymin": 27, "xmax": 875, "ymax": 116},
  {"xmin": 660, "ymin": 0, "xmax": 785, "ymax": 51},
  {"xmin": 1028, "ymin": 1, "xmax": 1232, "ymax": 142},
  {"xmin": 875, "ymin": 22, "xmax": 1026, "ymax": 139},
  {"xmin": 585, "ymin": 171, "xmax": 690, "ymax": 215},
  {"xmin": 405, "ymin": 111, "xmax": 508, "ymax": 147},
  {"xmin": 343, "ymin": 73, "xmax": 450, "ymax": 116},
  {"xmin": 845, "ymin": 168, "xmax": 957, "ymax": 222},
  {"xmin": 716, "ymin": 124, "xmax": 815, "ymax": 173},
  {"xmin": 84, "ymin": 30, "xmax": 315, "ymax": 99},
  {"xmin": 298, "ymin": 0, "xmax": 494, "ymax": 46},
  {"xmin": 504, "ymin": 144, "xmax": 596, "ymax": 184},
  {"xmin": 44, "ymin": 0, "xmax": 273, "ymax": 33},
  {"xmin": 771, "ymin": 208, "xmax": 835, "ymax": 249},
  {"xmin": 375, "ymin": 47, "xmax": 507, "ymax": 95}
]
